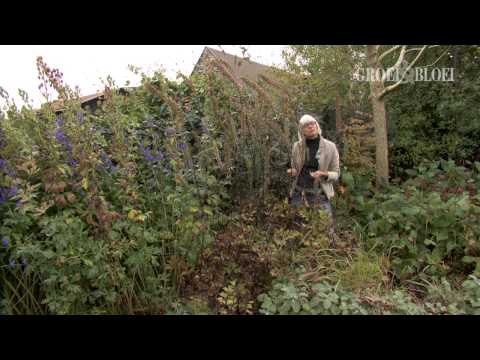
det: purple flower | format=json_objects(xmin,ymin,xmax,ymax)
[
  {"xmin": 0, "ymin": 159, "xmax": 15, "ymax": 177},
  {"xmin": 4, "ymin": 166, "xmax": 15, "ymax": 177},
  {"xmin": 7, "ymin": 169, "xmax": 15, "ymax": 177},
  {"xmin": 77, "ymin": 112, "xmax": 85, "ymax": 124},
  {"xmin": 9, "ymin": 260, "xmax": 16, "ymax": 269},
  {"xmin": 55, "ymin": 128, "xmax": 73, "ymax": 154},
  {"xmin": 55, "ymin": 128, "xmax": 67, "ymax": 143},
  {"xmin": 0, "ymin": 127, "xmax": 6, "ymax": 149},
  {"xmin": 100, "ymin": 152, "xmax": 111, "ymax": 163},
  {"xmin": 177, "ymin": 142, "xmax": 187, "ymax": 152},
  {"xmin": 139, "ymin": 144, "xmax": 164, "ymax": 163},
  {"xmin": 99, "ymin": 152, "xmax": 118, "ymax": 173},
  {"xmin": 165, "ymin": 127, "xmax": 176, "ymax": 137},
  {"xmin": 148, "ymin": 151, "xmax": 164, "ymax": 162},
  {"xmin": 55, "ymin": 119, "xmax": 71, "ymax": 146},
  {"xmin": 145, "ymin": 152, "xmax": 155, "ymax": 162},
  {"xmin": 0, "ymin": 186, "xmax": 17, "ymax": 205},
  {"xmin": 1, "ymin": 236, "xmax": 8, "ymax": 248}
]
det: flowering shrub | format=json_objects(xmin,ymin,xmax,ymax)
[{"xmin": 0, "ymin": 60, "xmax": 234, "ymax": 314}]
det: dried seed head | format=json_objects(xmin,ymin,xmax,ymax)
[
  {"xmin": 66, "ymin": 192, "xmax": 77, "ymax": 204},
  {"xmin": 55, "ymin": 194, "xmax": 67, "ymax": 207}
]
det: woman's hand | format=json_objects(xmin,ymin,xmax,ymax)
[
  {"xmin": 310, "ymin": 170, "xmax": 328, "ymax": 179},
  {"xmin": 287, "ymin": 168, "xmax": 297, "ymax": 177}
]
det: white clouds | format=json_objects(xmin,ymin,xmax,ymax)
[{"xmin": 0, "ymin": 45, "xmax": 286, "ymax": 109}]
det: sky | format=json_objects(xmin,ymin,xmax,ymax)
[{"xmin": 0, "ymin": 45, "xmax": 287, "ymax": 110}]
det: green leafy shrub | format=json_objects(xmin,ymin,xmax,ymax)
[
  {"xmin": 258, "ymin": 279, "xmax": 368, "ymax": 315},
  {"xmin": 0, "ymin": 60, "xmax": 231, "ymax": 314},
  {"xmin": 167, "ymin": 296, "xmax": 214, "ymax": 315},
  {"xmin": 378, "ymin": 290, "xmax": 428, "ymax": 315},
  {"xmin": 347, "ymin": 161, "xmax": 480, "ymax": 281},
  {"xmin": 462, "ymin": 275, "xmax": 480, "ymax": 314},
  {"xmin": 388, "ymin": 46, "xmax": 480, "ymax": 176}
]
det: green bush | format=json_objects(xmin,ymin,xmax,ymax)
[
  {"xmin": 462, "ymin": 275, "xmax": 480, "ymax": 315},
  {"xmin": 257, "ymin": 279, "xmax": 442, "ymax": 315},
  {"xmin": 388, "ymin": 46, "xmax": 480, "ymax": 176},
  {"xmin": 347, "ymin": 161, "xmax": 480, "ymax": 281},
  {"xmin": 0, "ymin": 63, "xmax": 228, "ymax": 314},
  {"xmin": 258, "ymin": 279, "xmax": 368, "ymax": 315}
]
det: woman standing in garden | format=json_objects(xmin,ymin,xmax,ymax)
[{"xmin": 287, "ymin": 114, "xmax": 340, "ymax": 239}]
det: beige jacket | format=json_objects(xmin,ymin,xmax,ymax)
[{"xmin": 290, "ymin": 124, "xmax": 340, "ymax": 200}]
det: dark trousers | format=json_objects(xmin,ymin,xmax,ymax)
[{"xmin": 290, "ymin": 187, "xmax": 336, "ymax": 235}]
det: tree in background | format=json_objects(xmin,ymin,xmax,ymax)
[
  {"xmin": 387, "ymin": 45, "xmax": 480, "ymax": 176},
  {"xmin": 281, "ymin": 45, "xmax": 463, "ymax": 186},
  {"xmin": 281, "ymin": 45, "xmax": 367, "ymax": 138},
  {"xmin": 365, "ymin": 45, "xmax": 447, "ymax": 186}
]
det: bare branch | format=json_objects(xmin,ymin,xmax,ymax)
[
  {"xmin": 378, "ymin": 45, "xmax": 401, "ymax": 63},
  {"xmin": 405, "ymin": 45, "xmax": 428, "ymax": 69},
  {"xmin": 424, "ymin": 46, "xmax": 452, "ymax": 67},
  {"xmin": 393, "ymin": 46, "xmax": 407, "ymax": 69},
  {"xmin": 405, "ymin": 45, "xmax": 440, "ymax": 54},
  {"xmin": 379, "ymin": 46, "xmax": 428, "ymax": 99},
  {"xmin": 405, "ymin": 47, "xmax": 426, "ymax": 53},
  {"xmin": 366, "ymin": 45, "xmax": 380, "ymax": 63},
  {"xmin": 381, "ymin": 46, "xmax": 407, "ymax": 83}
]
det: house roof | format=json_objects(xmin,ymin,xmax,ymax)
[
  {"xmin": 191, "ymin": 47, "xmax": 276, "ymax": 84},
  {"xmin": 35, "ymin": 48, "xmax": 280, "ymax": 114},
  {"xmin": 35, "ymin": 87, "xmax": 135, "ymax": 113},
  {"xmin": 33, "ymin": 92, "xmax": 103, "ymax": 113}
]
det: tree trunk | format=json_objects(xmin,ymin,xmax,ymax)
[
  {"xmin": 371, "ymin": 95, "xmax": 389, "ymax": 186},
  {"xmin": 366, "ymin": 45, "xmax": 389, "ymax": 186}
]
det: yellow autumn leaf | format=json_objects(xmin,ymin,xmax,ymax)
[
  {"xmin": 81, "ymin": 177, "xmax": 89, "ymax": 191},
  {"xmin": 128, "ymin": 209, "xmax": 140, "ymax": 220}
]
